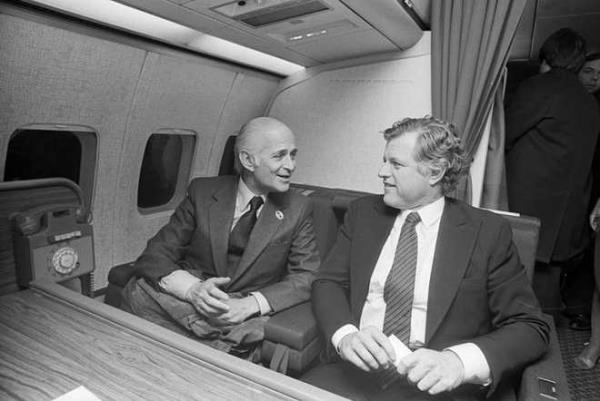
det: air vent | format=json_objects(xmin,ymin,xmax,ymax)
[{"xmin": 212, "ymin": 0, "xmax": 330, "ymax": 28}]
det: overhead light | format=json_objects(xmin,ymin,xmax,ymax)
[
  {"xmin": 267, "ymin": 19, "xmax": 356, "ymax": 44},
  {"xmin": 288, "ymin": 29, "xmax": 327, "ymax": 42},
  {"xmin": 27, "ymin": 0, "xmax": 305, "ymax": 76}
]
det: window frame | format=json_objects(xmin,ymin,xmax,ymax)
[
  {"xmin": 137, "ymin": 128, "xmax": 197, "ymax": 215},
  {"xmin": 4, "ymin": 123, "xmax": 98, "ymax": 211}
]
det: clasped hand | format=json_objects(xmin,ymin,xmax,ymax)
[
  {"xmin": 339, "ymin": 328, "xmax": 464, "ymax": 394},
  {"xmin": 185, "ymin": 277, "xmax": 259, "ymax": 325}
]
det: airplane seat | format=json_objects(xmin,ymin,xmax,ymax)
[
  {"xmin": 487, "ymin": 211, "xmax": 540, "ymax": 282},
  {"xmin": 218, "ymin": 135, "xmax": 237, "ymax": 176},
  {"xmin": 0, "ymin": 178, "xmax": 94, "ymax": 296},
  {"xmin": 104, "ymin": 260, "xmax": 135, "ymax": 306}
]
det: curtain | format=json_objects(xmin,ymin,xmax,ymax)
[
  {"xmin": 431, "ymin": 0, "xmax": 527, "ymax": 203},
  {"xmin": 480, "ymin": 69, "xmax": 509, "ymax": 210}
]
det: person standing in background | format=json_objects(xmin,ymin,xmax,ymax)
[
  {"xmin": 574, "ymin": 53, "xmax": 600, "ymax": 369},
  {"xmin": 505, "ymin": 29, "xmax": 600, "ymax": 323}
]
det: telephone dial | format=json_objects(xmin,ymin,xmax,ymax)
[{"xmin": 11, "ymin": 203, "xmax": 95, "ymax": 295}]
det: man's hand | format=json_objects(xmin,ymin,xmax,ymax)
[
  {"xmin": 397, "ymin": 349, "xmax": 464, "ymax": 395},
  {"xmin": 208, "ymin": 296, "xmax": 261, "ymax": 326},
  {"xmin": 338, "ymin": 326, "xmax": 396, "ymax": 372},
  {"xmin": 185, "ymin": 277, "xmax": 231, "ymax": 317}
]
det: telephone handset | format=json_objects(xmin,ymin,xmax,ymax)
[{"xmin": 13, "ymin": 203, "xmax": 86, "ymax": 234}]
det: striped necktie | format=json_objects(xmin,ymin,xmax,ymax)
[{"xmin": 377, "ymin": 211, "xmax": 421, "ymax": 389}]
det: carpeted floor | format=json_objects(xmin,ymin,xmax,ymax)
[{"xmin": 556, "ymin": 323, "xmax": 600, "ymax": 401}]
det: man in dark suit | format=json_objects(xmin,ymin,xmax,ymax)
[
  {"xmin": 305, "ymin": 117, "xmax": 549, "ymax": 401},
  {"xmin": 121, "ymin": 117, "xmax": 319, "ymax": 358},
  {"xmin": 505, "ymin": 28, "xmax": 600, "ymax": 323}
]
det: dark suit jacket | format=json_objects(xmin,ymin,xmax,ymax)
[
  {"xmin": 312, "ymin": 196, "xmax": 549, "ymax": 400},
  {"xmin": 505, "ymin": 68, "xmax": 600, "ymax": 263},
  {"xmin": 133, "ymin": 176, "xmax": 320, "ymax": 312}
]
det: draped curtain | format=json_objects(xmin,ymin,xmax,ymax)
[
  {"xmin": 431, "ymin": 0, "xmax": 527, "ymax": 204},
  {"xmin": 480, "ymin": 69, "xmax": 510, "ymax": 210}
]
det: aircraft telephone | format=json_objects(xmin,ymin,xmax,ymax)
[{"xmin": 11, "ymin": 203, "xmax": 95, "ymax": 296}]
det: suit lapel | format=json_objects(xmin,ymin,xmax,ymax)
[
  {"xmin": 208, "ymin": 180, "xmax": 237, "ymax": 277},
  {"xmin": 425, "ymin": 200, "xmax": 479, "ymax": 344},
  {"xmin": 229, "ymin": 193, "xmax": 284, "ymax": 285}
]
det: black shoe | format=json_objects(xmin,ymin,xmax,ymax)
[{"xmin": 569, "ymin": 314, "xmax": 592, "ymax": 331}]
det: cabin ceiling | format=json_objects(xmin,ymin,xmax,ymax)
[
  {"xmin": 111, "ymin": 0, "xmax": 427, "ymax": 67},
  {"xmin": 20, "ymin": 0, "xmax": 600, "ymax": 67},
  {"xmin": 111, "ymin": 0, "xmax": 600, "ymax": 65}
]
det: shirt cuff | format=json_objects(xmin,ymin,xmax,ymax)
[
  {"xmin": 446, "ymin": 343, "xmax": 492, "ymax": 386},
  {"xmin": 159, "ymin": 270, "xmax": 201, "ymax": 300},
  {"xmin": 331, "ymin": 324, "xmax": 359, "ymax": 353},
  {"xmin": 249, "ymin": 292, "xmax": 272, "ymax": 315}
]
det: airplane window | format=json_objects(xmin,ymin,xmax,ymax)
[
  {"xmin": 5, "ymin": 129, "xmax": 81, "ymax": 183},
  {"xmin": 138, "ymin": 132, "xmax": 196, "ymax": 210},
  {"xmin": 4, "ymin": 126, "xmax": 97, "ymax": 209}
]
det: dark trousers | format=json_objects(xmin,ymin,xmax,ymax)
[
  {"xmin": 561, "ymin": 247, "xmax": 595, "ymax": 316},
  {"xmin": 532, "ymin": 251, "xmax": 594, "ymax": 318},
  {"xmin": 301, "ymin": 362, "xmax": 488, "ymax": 401}
]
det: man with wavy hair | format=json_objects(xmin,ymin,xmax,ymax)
[{"xmin": 305, "ymin": 117, "xmax": 549, "ymax": 401}]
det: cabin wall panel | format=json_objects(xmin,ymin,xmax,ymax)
[
  {"xmin": 112, "ymin": 53, "xmax": 237, "ymax": 270},
  {"xmin": 0, "ymin": 13, "xmax": 145, "ymax": 289},
  {"xmin": 110, "ymin": 55, "xmax": 279, "ymax": 286},
  {"xmin": 268, "ymin": 39, "xmax": 431, "ymax": 194},
  {"xmin": 113, "ymin": 56, "xmax": 279, "ymax": 275},
  {"xmin": 206, "ymin": 73, "xmax": 280, "ymax": 176}
]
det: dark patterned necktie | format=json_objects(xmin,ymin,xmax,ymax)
[
  {"xmin": 377, "ymin": 211, "xmax": 421, "ymax": 389},
  {"xmin": 227, "ymin": 196, "xmax": 263, "ymax": 277}
]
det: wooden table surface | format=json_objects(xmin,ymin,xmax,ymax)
[{"xmin": 0, "ymin": 280, "xmax": 345, "ymax": 401}]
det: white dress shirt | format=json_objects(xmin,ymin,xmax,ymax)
[
  {"xmin": 331, "ymin": 197, "xmax": 491, "ymax": 385},
  {"xmin": 159, "ymin": 178, "xmax": 272, "ymax": 315}
]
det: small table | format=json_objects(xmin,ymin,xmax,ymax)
[{"xmin": 0, "ymin": 280, "xmax": 345, "ymax": 401}]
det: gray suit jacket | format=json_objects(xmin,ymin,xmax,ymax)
[{"xmin": 133, "ymin": 176, "xmax": 320, "ymax": 312}]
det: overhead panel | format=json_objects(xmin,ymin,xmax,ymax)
[
  {"xmin": 211, "ymin": 0, "xmax": 330, "ymax": 27},
  {"xmin": 187, "ymin": 0, "xmax": 399, "ymax": 63},
  {"xmin": 340, "ymin": 0, "xmax": 424, "ymax": 51},
  {"xmin": 116, "ymin": 0, "xmax": 425, "ymax": 66}
]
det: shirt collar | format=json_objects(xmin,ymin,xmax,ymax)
[
  {"xmin": 400, "ymin": 196, "xmax": 445, "ymax": 228},
  {"xmin": 237, "ymin": 177, "xmax": 266, "ymax": 209}
]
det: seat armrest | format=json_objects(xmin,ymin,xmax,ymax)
[
  {"xmin": 264, "ymin": 302, "xmax": 318, "ymax": 350},
  {"xmin": 104, "ymin": 261, "xmax": 136, "ymax": 307},
  {"xmin": 262, "ymin": 302, "xmax": 321, "ymax": 375},
  {"xmin": 107, "ymin": 261, "xmax": 136, "ymax": 286},
  {"xmin": 518, "ymin": 314, "xmax": 571, "ymax": 401}
]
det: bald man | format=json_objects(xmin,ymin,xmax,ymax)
[{"xmin": 121, "ymin": 117, "xmax": 320, "ymax": 359}]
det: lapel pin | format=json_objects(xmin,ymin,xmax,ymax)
[{"xmin": 275, "ymin": 210, "xmax": 284, "ymax": 220}]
